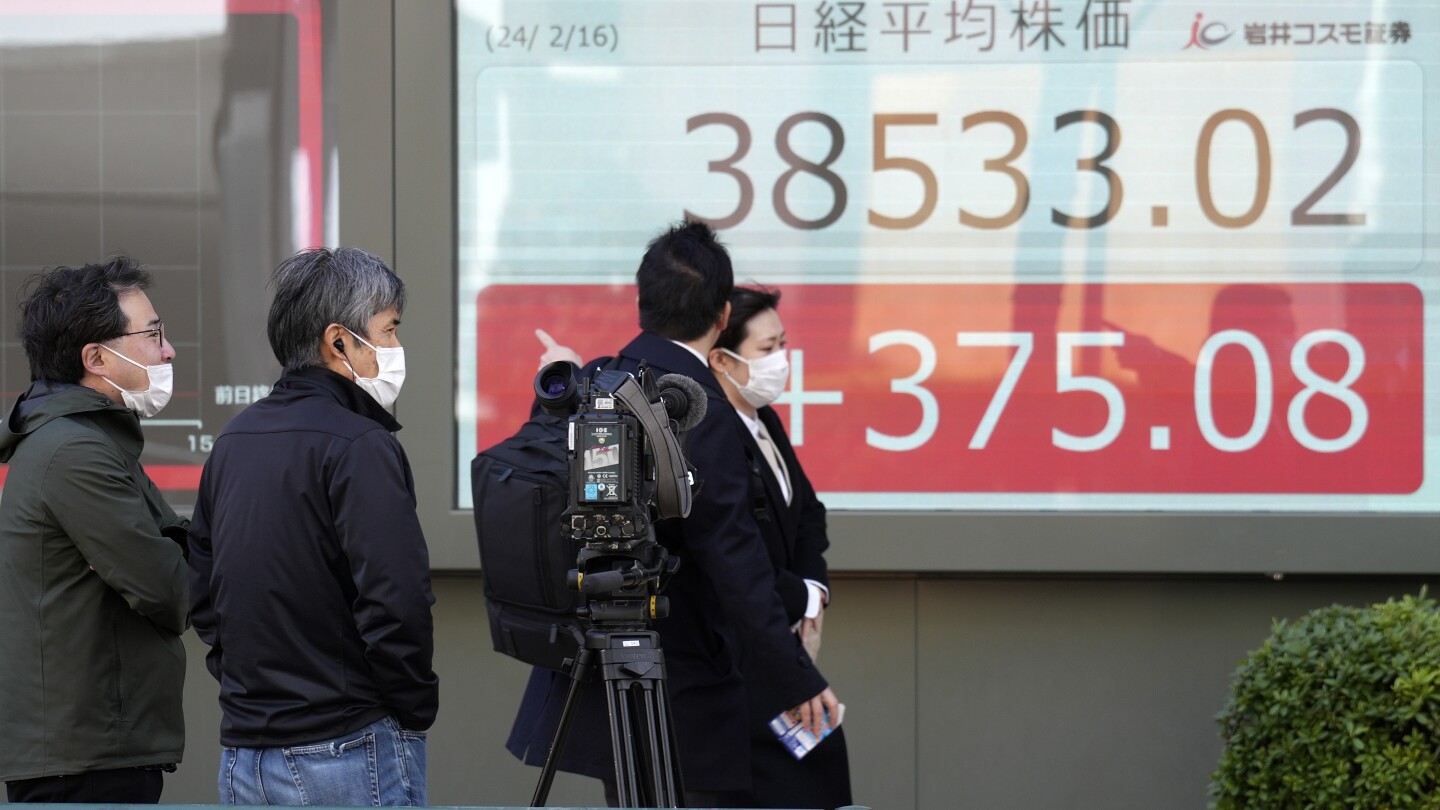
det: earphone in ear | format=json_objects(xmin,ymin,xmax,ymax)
[{"xmin": 333, "ymin": 338, "xmax": 346, "ymax": 354}]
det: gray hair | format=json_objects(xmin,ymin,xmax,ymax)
[{"xmin": 267, "ymin": 247, "xmax": 406, "ymax": 372}]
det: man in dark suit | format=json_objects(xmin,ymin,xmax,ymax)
[{"xmin": 507, "ymin": 222, "xmax": 840, "ymax": 807}]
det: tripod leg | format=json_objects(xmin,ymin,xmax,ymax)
[
  {"xmin": 609, "ymin": 667, "xmax": 682, "ymax": 806},
  {"xmin": 531, "ymin": 649, "xmax": 594, "ymax": 807},
  {"xmin": 633, "ymin": 683, "xmax": 671, "ymax": 807},
  {"xmin": 642, "ymin": 677, "xmax": 685, "ymax": 801},
  {"xmin": 652, "ymin": 682, "xmax": 686, "ymax": 805},
  {"xmin": 590, "ymin": 630, "xmax": 685, "ymax": 807},
  {"xmin": 616, "ymin": 681, "xmax": 675, "ymax": 808},
  {"xmin": 607, "ymin": 677, "xmax": 641, "ymax": 806}
]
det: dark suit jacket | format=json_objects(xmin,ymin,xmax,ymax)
[
  {"xmin": 738, "ymin": 407, "xmax": 852, "ymax": 809},
  {"xmin": 506, "ymin": 332, "xmax": 828, "ymax": 793},
  {"xmin": 745, "ymin": 406, "xmax": 829, "ymax": 624}
]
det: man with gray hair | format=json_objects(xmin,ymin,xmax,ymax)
[{"xmin": 188, "ymin": 247, "xmax": 438, "ymax": 806}]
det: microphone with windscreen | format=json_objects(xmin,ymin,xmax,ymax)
[{"xmin": 656, "ymin": 373, "xmax": 708, "ymax": 432}]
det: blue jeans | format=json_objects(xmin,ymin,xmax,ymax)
[{"xmin": 219, "ymin": 716, "xmax": 427, "ymax": 806}]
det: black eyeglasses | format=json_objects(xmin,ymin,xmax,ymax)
[{"xmin": 114, "ymin": 321, "xmax": 165, "ymax": 345}]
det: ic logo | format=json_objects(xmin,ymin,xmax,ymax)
[{"xmin": 1183, "ymin": 12, "xmax": 1234, "ymax": 49}]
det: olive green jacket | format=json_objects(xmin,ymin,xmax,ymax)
[{"xmin": 0, "ymin": 383, "xmax": 188, "ymax": 781}]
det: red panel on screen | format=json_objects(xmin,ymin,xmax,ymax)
[
  {"xmin": 0, "ymin": 464, "xmax": 201, "ymax": 490},
  {"xmin": 476, "ymin": 283, "xmax": 1423, "ymax": 495}
]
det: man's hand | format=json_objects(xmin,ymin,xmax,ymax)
[
  {"xmin": 795, "ymin": 686, "xmax": 840, "ymax": 739},
  {"xmin": 535, "ymin": 328, "xmax": 583, "ymax": 369}
]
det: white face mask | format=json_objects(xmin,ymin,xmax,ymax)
[
  {"xmin": 343, "ymin": 329, "xmax": 406, "ymax": 411},
  {"xmin": 100, "ymin": 345, "xmax": 173, "ymax": 418},
  {"xmin": 719, "ymin": 347, "xmax": 790, "ymax": 408}
]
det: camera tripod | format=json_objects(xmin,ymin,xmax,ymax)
[
  {"xmin": 532, "ymin": 548, "xmax": 685, "ymax": 808},
  {"xmin": 531, "ymin": 625, "xmax": 684, "ymax": 807}
]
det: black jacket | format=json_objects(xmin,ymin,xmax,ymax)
[
  {"xmin": 189, "ymin": 367, "xmax": 438, "ymax": 747},
  {"xmin": 746, "ymin": 406, "xmax": 830, "ymax": 625},
  {"xmin": 741, "ymin": 406, "xmax": 852, "ymax": 810},
  {"xmin": 508, "ymin": 332, "xmax": 827, "ymax": 792}
]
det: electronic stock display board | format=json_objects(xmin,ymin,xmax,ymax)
[{"xmin": 457, "ymin": 0, "xmax": 1438, "ymax": 519}]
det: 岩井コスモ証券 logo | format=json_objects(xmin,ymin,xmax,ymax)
[{"xmin": 1184, "ymin": 12, "xmax": 1234, "ymax": 49}]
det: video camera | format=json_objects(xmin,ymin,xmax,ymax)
[{"xmin": 532, "ymin": 360, "xmax": 705, "ymax": 623}]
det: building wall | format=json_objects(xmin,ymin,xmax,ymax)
[{"xmin": 155, "ymin": 574, "xmax": 1434, "ymax": 808}]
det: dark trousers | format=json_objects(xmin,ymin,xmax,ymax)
[{"xmin": 6, "ymin": 768, "xmax": 164, "ymax": 804}]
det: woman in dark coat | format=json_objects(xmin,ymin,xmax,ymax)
[{"xmin": 706, "ymin": 285, "xmax": 853, "ymax": 810}]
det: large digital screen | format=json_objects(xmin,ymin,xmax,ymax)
[{"xmin": 456, "ymin": 0, "xmax": 1438, "ymax": 513}]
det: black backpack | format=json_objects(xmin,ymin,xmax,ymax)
[
  {"xmin": 471, "ymin": 357, "xmax": 620, "ymax": 671},
  {"xmin": 472, "ymin": 412, "xmax": 584, "ymax": 671}
]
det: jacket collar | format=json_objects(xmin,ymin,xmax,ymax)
[
  {"xmin": 617, "ymin": 331, "xmax": 726, "ymax": 400},
  {"xmin": 275, "ymin": 366, "xmax": 403, "ymax": 432},
  {"xmin": 0, "ymin": 381, "xmax": 142, "ymax": 462}
]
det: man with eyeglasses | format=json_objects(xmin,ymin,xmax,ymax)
[{"xmin": 0, "ymin": 257, "xmax": 188, "ymax": 803}]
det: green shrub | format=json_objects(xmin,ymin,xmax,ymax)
[{"xmin": 1210, "ymin": 592, "xmax": 1440, "ymax": 809}]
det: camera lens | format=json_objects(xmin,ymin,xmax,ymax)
[{"xmin": 534, "ymin": 361, "xmax": 579, "ymax": 417}]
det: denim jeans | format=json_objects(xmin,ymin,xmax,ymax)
[{"xmin": 219, "ymin": 716, "xmax": 427, "ymax": 806}]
